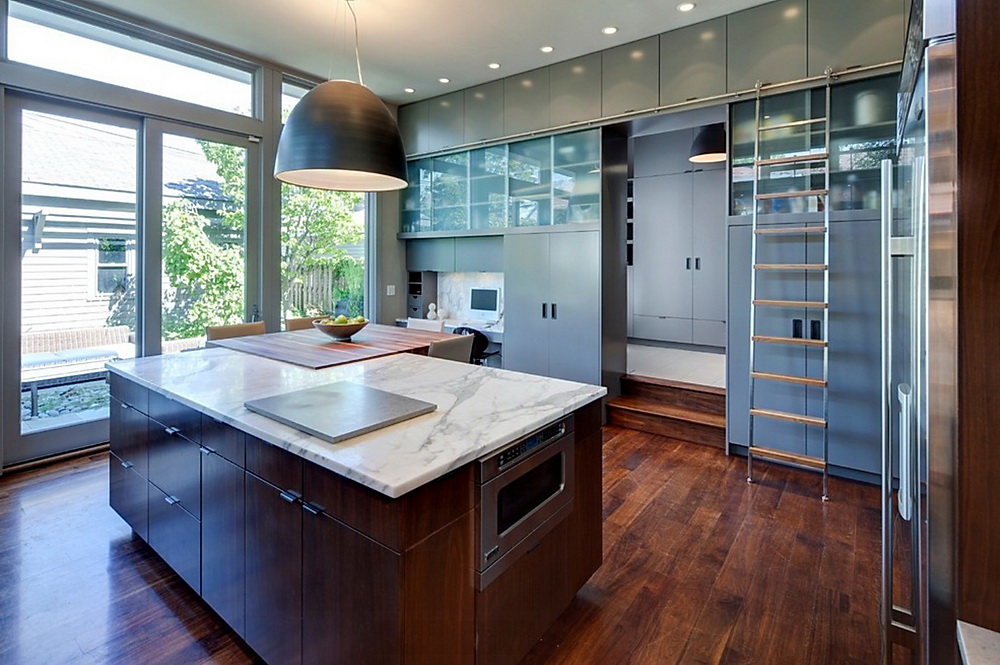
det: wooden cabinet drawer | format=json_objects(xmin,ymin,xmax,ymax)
[
  {"xmin": 246, "ymin": 434, "xmax": 302, "ymax": 493},
  {"xmin": 147, "ymin": 419, "xmax": 202, "ymax": 519},
  {"xmin": 109, "ymin": 397, "xmax": 148, "ymax": 478},
  {"xmin": 201, "ymin": 416, "xmax": 246, "ymax": 467},
  {"xmin": 148, "ymin": 482, "xmax": 201, "ymax": 594},
  {"xmin": 149, "ymin": 391, "xmax": 201, "ymax": 444},
  {"xmin": 109, "ymin": 373, "xmax": 148, "ymax": 414},
  {"xmin": 109, "ymin": 451, "xmax": 148, "ymax": 540}
]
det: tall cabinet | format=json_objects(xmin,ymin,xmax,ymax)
[
  {"xmin": 503, "ymin": 231, "xmax": 601, "ymax": 385},
  {"xmin": 631, "ymin": 128, "xmax": 727, "ymax": 347}
]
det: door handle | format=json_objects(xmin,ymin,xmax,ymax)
[
  {"xmin": 686, "ymin": 257, "xmax": 691, "ymax": 270},
  {"xmin": 695, "ymin": 257, "xmax": 701, "ymax": 270},
  {"xmin": 792, "ymin": 319, "xmax": 803, "ymax": 339},
  {"xmin": 551, "ymin": 303, "xmax": 557, "ymax": 320},
  {"xmin": 279, "ymin": 489, "xmax": 302, "ymax": 504},
  {"xmin": 163, "ymin": 426, "xmax": 180, "ymax": 436},
  {"xmin": 164, "ymin": 495, "xmax": 179, "ymax": 506},
  {"xmin": 897, "ymin": 384, "xmax": 913, "ymax": 521},
  {"xmin": 810, "ymin": 320, "xmax": 822, "ymax": 340},
  {"xmin": 542, "ymin": 303, "xmax": 548, "ymax": 319}
]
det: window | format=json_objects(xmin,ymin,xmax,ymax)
[
  {"xmin": 7, "ymin": 2, "xmax": 254, "ymax": 115},
  {"xmin": 96, "ymin": 237, "xmax": 127, "ymax": 295}
]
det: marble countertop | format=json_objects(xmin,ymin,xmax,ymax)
[
  {"xmin": 107, "ymin": 348, "xmax": 604, "ymax": 498},
  {"xmin": 958, "ymin": 621, "xmax": 1000, "ymax": 665}
]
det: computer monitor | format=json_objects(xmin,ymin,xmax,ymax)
[{"xmin": 469, "ymin": 287, "xmax": 501, "ymax": 320}]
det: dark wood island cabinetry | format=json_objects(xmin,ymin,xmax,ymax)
[{"xmin": 107, "ymin": 363, "xmax": 603, "ymax": 665}]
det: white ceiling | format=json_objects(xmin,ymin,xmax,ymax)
[{"xmin": 85, "ymin": 0, "xmax": 773, "ymax": 105}]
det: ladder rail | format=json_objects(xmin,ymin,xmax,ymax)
[{"xmin": 746, "ymin": 82, "xmax": 763, "ymax": 488}]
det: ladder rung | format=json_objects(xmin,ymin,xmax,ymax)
[
  {"xmin": 758, "ymin": 117, "xmax": 828, "ymax": 132},
  {"xmin": 748, "ymin": 445, "xmax": 827, "ymax": 470},
  {"xmin": 752, "ymin": 299, "xmax": 828, "ymax": 309},
  {"xmin": 752, "ymin": 371, "xmax": 827, "ymax": 387},
  {"xmin": 756, "ymin": 153, "xmax": 829, "ymax": 167},
  {"xmin": 752, "ymin": 334, "xmax": 827, "ymax": 347},
  {"xmin": 751, "ymin": 408, "xmax": 827, "ymax": 427},
  {"xmin": 754, "ymin": 263, "xmax": 827, "ymax": 271},
  {"xmin": 755, "ymin": 226, "xmax": 828, "ymax": 235},
  {"xmin": 755, "ymin": 189, "xmax": 828, "ymax": 201}
]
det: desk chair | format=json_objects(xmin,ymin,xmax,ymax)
[
  {"xmin": 427, "ymin": 333, "xmax": 474, "ymax": 363},
  {"xmin": 205, "ymin": 320, "xmax": 266, "ymax": 341},
  {"xmin": 452, "ymin": 327, "xmax": 501, "ymax": 366},
  {"xmin": 285, "ymin": 316, "xmax": 319, "ymax": 331},
  {"xmin": 406, "ymin": 317, "xmax": 445, "ymax": 332}
]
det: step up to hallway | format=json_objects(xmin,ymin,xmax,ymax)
[{"xmin": 606, "ymin": 375, "xmax": 726, "ymax": 449}]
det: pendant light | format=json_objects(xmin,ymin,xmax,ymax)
[
  {"xmin": 275, "ymin": 1, "xmax": 407, "ymax": 192},
  {"xmin": 689, "ymin": 123, "xmax": 727, "ymax": 163}
]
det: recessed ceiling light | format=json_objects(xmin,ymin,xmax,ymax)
[
  {"xmin": 602, "ymin": 26, "xmax": 618, "ymax": 35},
  {"xmin": 438, "ymin": 77, "xmax": 450, "ymax": 84},
  {"xmin": 404, "ymin": 87, "xmax": 415, "ymax": 93},
  {"xmin": 677, "ymin": 2, "xmax": 696, "ymax": 11},
  {"xmin": 540, "ymin": 45, "xmax": 554, "ymax": 53},
  {"xmin": 488, "ymin": 63, "xmax": 501, "ymax": 69}
]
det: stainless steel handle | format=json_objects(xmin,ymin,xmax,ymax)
[
  {"xmin": 695, "ymin": 257, "xmax": 701, "ymax": 270},
  {"xmin": 551, "ymin": 303, "xmax": 557, "ymax": 320},
  {"xmin": 279, "ymin": 489, "xmax": 302, "ymax": 504},
  {"xmin": 164, "ymin": 495, "xmax": 179, "ymax": 506},
  {"xmin": 541, "ymin": 303, "xmax": 548, "ymax": 319},
  {"xmin": 897, "ymin": 383, "xmax": 913, "ymax": 521},
  {"xmin": 199, "ymin": 446, "xmax": 212, "ymax": 456},
  {"xmin": 301, "ymin": 501, "xmax": 323, "ymax": 516},
  {"xmin": 164, "ymin": 426, "xmax": 180, "ymax": 436},
  {"xmin": 686, "ymin": 257, "xmax": 691, "ymax": 270},
  {"xmin": 120, "ymin": 460, "xmax": 133, "ymax": 469}
]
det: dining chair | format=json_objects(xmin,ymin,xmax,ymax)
[
  {"xmin": 284, "ymin": 316, "xmax": 319, "ymax": 331},
  {"xmin": 205, "ymin": 320, "xmax": 266, "ymax": 341},
  {"xmin": 427, "ymin": 333, "xmax": 475, "ymax": 363},
  {"xmin": 406, "ymin": 317, "xmax": 445, "ymax": 332}
]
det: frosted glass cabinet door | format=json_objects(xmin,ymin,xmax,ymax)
[
  {"xmin": 550, "ymin": 53, "xmax": 602, "ymax": 126},
  {"xmin": 602, "ymin": 36, "xmax": 659, "ymax": 117},
  {"xmin": 427, "ymin": 91, "xmax": 464, "ymax": 153},
  {"xmin": 397, "ymin": 100, "xmax": 429, "ymax": 156},
  {"xmin": 727, "ymin": 0, "xmax": 807, "ymax": 92},
  {"xmin": 659, "ymin": 17, "xmax": 727, "ymax": 106},
  {"xmin": 464, "ymin": 81, "xmax": 504, "ymax": 144},
  {"xmin": 807, "ymin": 0, "xmax": 905, "ymax": 76},
  {"xmin": 504, "ymin": 67, "xmax": 551, "ymax": 135}
]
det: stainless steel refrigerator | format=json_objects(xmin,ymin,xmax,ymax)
[{"xmin": 881, "ymin": 0, "xmax": 957, "ymax": 663}]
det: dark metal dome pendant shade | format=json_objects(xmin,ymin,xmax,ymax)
[
  {"xmin": 274, "ymin": 79, "xmax": 408, "ymax": 192},
  {"xmin": 689, "ymin": 122, "xmax": 727, "ymax": 164}
]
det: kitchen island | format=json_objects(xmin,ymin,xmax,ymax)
[{"xmin": 107, "ymin": 347, "xmax": 605, "ymax": 665}]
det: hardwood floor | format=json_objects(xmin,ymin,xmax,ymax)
[{"xmin": 0, "ymin": 427, "xmax": 882, "ymax": 665}]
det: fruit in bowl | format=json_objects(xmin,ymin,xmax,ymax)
[{"xmin": 313, "ymin": 315, "xmax": 368, "ymax": 341}]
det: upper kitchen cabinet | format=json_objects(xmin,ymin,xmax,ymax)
[
  {"xmin": 427, "ymin": 91, "xmax": 465, "ymax": 153},
  {"xmin": 633, "ymin": 128, "xmax": 696, "ymax": 177},
  {"xmin": 401, "ymin": 153, "xmax": 469, "ymax": 233},
  {"xmin": 602, "ymin": 36, "xmax": 658, "ymax": 117},
  {"xmin": 464, "ymin": 80, "xmax": 504, "ymax": 144},
  {"xmin": 505, "ymin": 67, "xmax": 551, "ymax": 135},
  {"xmin": 727, "ymin": 0, "xmax": 806, "ymax": 92},
  {"xmin": 552, "ymin": 131, "xmax": 600, "ymax": 226},
  {"xmin": 550, "ymin": 53, "xmax": 602, "ymax": 126},
  {"xmin": 397, "ymin": 100, "xmax": 429, "ymax": 156},
  {"xmin": 808, "ymin": 0, "xmax": 905, "ymax": 76},
  {"xmin": 659, "ymin": 17, "xmax": 727, "ymax": 106}
]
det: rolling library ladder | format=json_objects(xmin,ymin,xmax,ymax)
[{"xmin": 746, "ymin": 77, "xmax": 832, "ymax": 500}]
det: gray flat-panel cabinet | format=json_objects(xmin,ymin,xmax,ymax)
[
  {"xmin": 406, "ymin": 238, "xmax": 455, "ymax": 272},
  {"xmin": 503, "ymin": 231, "xmax": 600, "ymax": 385},
  {"xmin": 550, "ymin": 53, "xmax": 602, "ymax": 126},
  {"xmin": 727, "ymin": 0, "xmax": 807, "ymax": 92},
  {"xmin": 464, "ymin": 81, "xmax": 504, "ymax": 144},
  {"xmin": 397, "ymin": 100, "xmax": 429, "ymax": 156},
  {"xmin": 602, "ymin": 36, "xmax": 659, "ymax": 117},
  {"xmin": 659, "ymin": 17, "xmax": 727, "ymax": 106},
  {"xmin": 633, "ymin": 174, "xmax": 692, "ymax": 322},
  {"xmin": 633, "ymin": 129, "xmax": 695, "ymax": 177},
  {"xmin": 427, "ymin": 91, "xmax": 464, "ymax": 152},
  {"xmin": 807, "ymin": 0, "xmax": 905, "ymax": 76},
  {"xmin": 726, "ymin": 218, "xmax": 881, "ymax": 476},
  {"xmin": 691, "ymin": 168, "xmax": 728, "ymax": 345},
  {"xmin": 454, "ymin": 236, "xmax": 503, "ymax": 272},
  {"xmin": 505, "ymin": 67, "xmax": 551, "ymax": 135}
]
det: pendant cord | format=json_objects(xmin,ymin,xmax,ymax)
[{"xmin": 346, "ymin": 0, "xmax": 364, "ymax": 86}]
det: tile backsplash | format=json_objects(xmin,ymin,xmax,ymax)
[{"xmin": 436, "ymin": 272, "xmax": 504, "ymax": 322}]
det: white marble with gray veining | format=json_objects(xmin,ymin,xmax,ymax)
[
  {"xmin": 107, "ymin": 348, "xmax": 605, "ymax": 498},
  {"xmin": 958, "ymin": 621, "xmax": 1000, "ymax": 665}
]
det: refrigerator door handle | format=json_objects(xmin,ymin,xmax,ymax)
[{"xmin": 897, "ymin": 383, "xmax": 913, "ymax": 521}]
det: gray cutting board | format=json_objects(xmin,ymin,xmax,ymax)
[{"xmin": 244, "ymin": 381, "xmax": 437, "ymax": 444}]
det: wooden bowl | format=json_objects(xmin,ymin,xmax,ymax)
[{"xmin": 313, "ymin": 320, "xmax": 368, "ymax": 341}]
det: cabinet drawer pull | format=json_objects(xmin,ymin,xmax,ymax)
[
  {"xmin": 301, "ymin": 501, "xmax": 323, "ymax": 516},
  {"xmin": 121, "ymin": 403, "xmax": 130, "ymax": 411},
  {"xmin": 164, "ymin": 426, "xmax": 180, "ymax": 436},
  {"xmin": 164, "ymin": 495, "xmax": 180, "ymax": 505},
  {"xmin": 120, "ymin": 460, "xmax": 133, "ymax": 469},
  {"xmin": 279, "ymin": 489, "xmax": 302, "ymax": 504},
  {"xmin": 199, "ymin": 446, "xmax": 213, "ymax": 456}
]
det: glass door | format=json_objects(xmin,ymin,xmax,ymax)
[
  {"xmin": 3, "ymin": 97, "xmax": 139, "ymax": 464},
  {"xmin": 146, "ymin": 122, "xmax": 258, "ymax": 354}
]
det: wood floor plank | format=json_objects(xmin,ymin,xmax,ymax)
[{"xmin": 0, "ymin": 427, "xmax": 884, "ymax": 665}]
